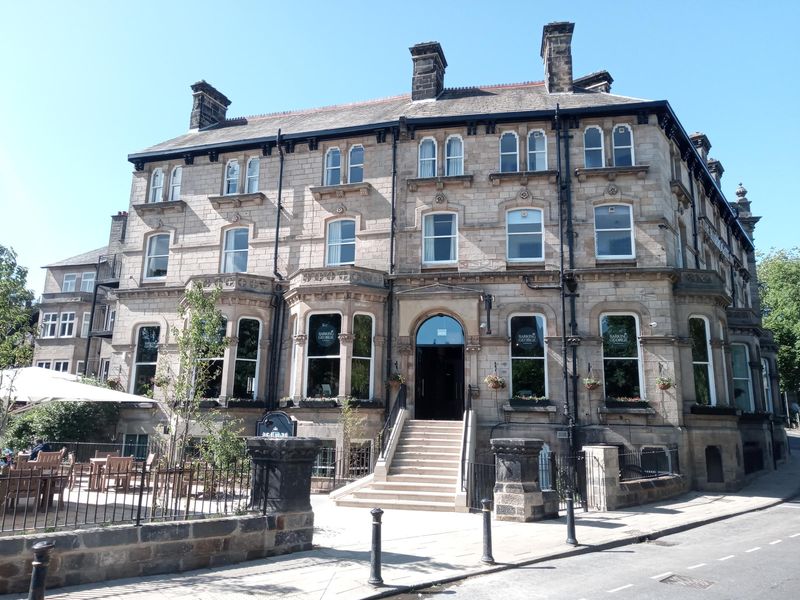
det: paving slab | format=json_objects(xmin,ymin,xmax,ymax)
[{"xmin": 2, "ymin": 432, "xmax": 799, "ymax": 600}]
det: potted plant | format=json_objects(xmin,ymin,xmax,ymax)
[
  {"xmin": 656, "ymin": 376, "xmax": 673, "ymax": 391},
  {"xmin": 387, "ymin": 372, "xmax": 405, "ymax": 390},
  {"xmin": 509, "ymin": 395, "xmax": 550, "ymax": 408},
  {"xmin": 583, "ymin": 376, "xmax": 601, "ymax": 391},
  {"xmin": 484, "ymin": 373, "xmax": 506, "ymax": 390},
  {"xmin": 605, "ymin": 396, "xmax": 649, "ymax": 408}
]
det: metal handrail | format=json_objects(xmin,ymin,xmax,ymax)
[
  {"xmin": 379, "ymin": 384, "xmax": 406, "ymax": 458},
  {"xmin": 460, "ymin": 385, "xmax": 477, "ymax": 491}
]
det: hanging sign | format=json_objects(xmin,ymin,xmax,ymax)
[{"xmin": 257, "ymin": 411, "xmax": 296, "ymax": 438}]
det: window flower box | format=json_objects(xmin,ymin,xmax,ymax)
[{"xmin": 605, "ymin": 397, "xmax": 649, "ymax": 409}]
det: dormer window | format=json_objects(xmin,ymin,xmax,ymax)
[
  {"xmin": 149, "ymin": 168, "xmax": 164, "ymax": 203},
  {"xmin": 584, "ymin": 126, "xmax": 604, "ymax": 168},
  {"xmin": 418, "ymin": 138, "xmax": 437, "ymax": 178},
  {"xmin": 499, "ymin": 132, "xmax": 519, "ymax": 173},
  {"xmin": 348, "ymin": 146, "xmax": 364, "ymax": 183},
  {"xmin": 169, "ymin": 166, "xmax": 182, "ymax": 201},
  {"xmin": 445, "ymin": 135, "xmax": 464, "ymax": 176},
  {"xmin": 325, "ymin": 148, "xmax": 341, "ymax": 186},
  {"xmin": 245, "ymin": 158, "xmax": 260, "ymax": 193},
  {"xmin": 224, "ymin": 160, "xmax": 240, "ymax": 195},
  {"xmin": 612, "ymin": 124, "xmax": 634, "ymax": 166}
]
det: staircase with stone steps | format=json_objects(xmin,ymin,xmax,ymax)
[{"xmin": 333, "ymin": 419, "xmax": 463, "ymax": 511}]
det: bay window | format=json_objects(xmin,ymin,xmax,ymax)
[
  {"xmin": 600, "ymin": 314, "xmax": 641, "ymax": 400},
  {"xmin": 509, "ymin": 315, "xmax": 547, "ymax": 398},
  {"xmin": 306, "ymin": 314, "xmax": 341, "ymax": 398},
  {"xmin": 689, "ymin": 316, "xmax": 715, "ymax": 405},
  {"xmin": 350, "ymin": 314, "xmax": 373, "ymax": 399},
  {"xmin": 731, "ymin": 344, "xmax": 754, "ymax": 412},
  {"xmin": 233, "ymin": 318, "xmax": 261, "ymax": 399}
]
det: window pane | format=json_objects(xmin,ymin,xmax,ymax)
[
  {"xmin": 307, "ymin": 358, "xmax": 340, "ymax": 397},
  {"xmin": 199, "ymin": 359, "xmax": 224, "ymax": 398},
  {"xmin": 308, "ymin": 314, "xmax": 341, "ymax": 356},
  {"xmin": 237, "ymin": 319, "xmax": 260, "ymax": 360},
  {"xmin": 585, "ymin": 149, "xmax": 603, "ymax": 168},
  {"xmin": 151, "ymin": 234, "xmax": 169, "ymax": 255},
  {"xmin": 693, "ymin": 364, "xmax": 711, "ymax": 405},
  {"xmin": 500, "ymin": 153, "xmax": 517, "ymax": 173},
  {"xmin": 510, "ymin": 316, "xmax": 545, "ymax": 358},
  {"xmin": 350, "ymin": 358, "xmax": 370, "ymax": 399},
  {"xmin": 595, "ymin": 205, "xmax": 631, "ymax": 229},
  {"xmin": 613, "ymin": 126, "xmax": 631, "ymax": 148},
  {"xmin": 433, "ymin": 238, "xmax": 452, "ymax": 261},
  {"xmin": 432, "ymin": 214, "xmax": 454, "ymax": 236},
  {"xmin": 601, "ymin": 315, "xmax": 637, "ymax": 358},
  {"xmin": 226, "ymin": 229, "xmax": 248, "ymax": 251},
  {"xmin": 500, "ymin": 133, "xmax": 517, "ymax": 153},
  {"xmin": 133, "ymin": 364, "xmax": 156, "ymax": 396},
  {"xmin": 597, "ymin": 231, "xmax": 632, "ymax": 256},
  {"xmin": 349, "ymin": 165, "xmax": 363, "ymax": 183},
  {"xmin": 731, "ymin": 344, "xmax": 749, "ymax": 377},
  {"xmin": 585, "ymin": 128, "xmax": 602, "ymax": 148},
  {"xmin": 604, "ymin": 359, "xmax": 640, "ymax": 398},
  {"xmin": 353, "ymin": 314, "xmax": 372, "ymax": 358},
  {"xmin": 689, "ymin": 318, "xmax": 709, "ymax": 362},
  {"xmin": 350, "ymin": 146, "xmax": 363, "ymax": 165},
  {"xmin": 233, "ymin": 360, "xmax": 257, "ymax": 398},
  {"xmin": 614, "ymin": 147, "xmax": 632, "ymax": 167},
  {"xmin": 509, "ymin": 234, "xmax": 542, "ymax": 259},
  {"xmin": 511, "ymin": 359, "xmax": 545, "ymax": 397},
  {"xmin": 147, "ymin": 256, "xmax": 168, "ymax": 278},
  {"xmin": 326, "ymin": 149, "xmax": 341, "ymax": 168},
  {"xmin": 136, "ymin": 327, "xmax": 160, "ymax": 362},
  {"xmin": 508, "ymin": 210, "xmax": 541, "ymax": 232}
]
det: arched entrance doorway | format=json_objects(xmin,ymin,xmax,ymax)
[{"xmin": 415, "ymin": 315, "xmax": 464, "ymax": 420}]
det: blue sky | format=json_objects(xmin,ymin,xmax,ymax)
[{"xmin": 2, "ymin": 1, "xmax": 798, "ymax": 295}]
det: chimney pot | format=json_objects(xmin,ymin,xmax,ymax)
[
  {"xmin": 541, "ymin": 22, "xmax": 575, "ymax": 93},
  {"xmin": 410, "ymin": 42, "xmax": 447, "ymax": 101},
  {"xmin": 189, "ymin": 80, "xmax": 231, "ymax": 130},
  {"xmin": 689, "ymin": 132, "xmax": 712, "ymax": 162}
]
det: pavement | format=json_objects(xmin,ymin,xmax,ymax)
[{"xmin": 3, "ymin": 431, "xmax": 800, "ymax": 600}]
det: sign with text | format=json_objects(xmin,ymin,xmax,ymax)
[{"xmin": 256, "ymin": 411, "xmax": 297, "ymax": 438}]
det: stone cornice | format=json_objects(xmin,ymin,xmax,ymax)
[
  {"xmin": 288, "ymin": 266, "xmax": 388, "ymax": 291},
  {"xmin": 131, "ymin": 200, "xmax": 187, "ymax": 217},
  {"xmin": 573, "ymin": 165, "xmax": 649, "ymax": 182},
  {"xmin": 407, "ymin": 174, "xmax": 473, "ymax": 192},
  {"xmin": 488, "ymin": 170, "xmax": 557, "ymax": 186},
  {"xmin": 208, "ymin": 192, "xmax": 266, "ymax": 209},
  {"xmin": 310, "ymin": 182, "xmax": 372, "ymax": 200}
]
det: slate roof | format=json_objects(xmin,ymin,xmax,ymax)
[
  {"xmin": 132, "ymin": 81, "xmax": 652, "ymax": 157},
  {"xmin": 43, "ymin": 247, "xmax": 107, "ymax": 269}
]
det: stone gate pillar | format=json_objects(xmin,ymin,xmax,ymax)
[
  {"xmin": 490, "ymin": 438, "xmax": 558, "ymax": 522},
  {"xmin": 246, "ymin": 437, "xmax": 322, "ymax": 512}
]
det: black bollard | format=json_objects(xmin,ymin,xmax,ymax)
[
  {"xmin": 565, "ymin": 491, "xmax": 578, "ymax": 546},
  {"xmin": 368, "ymin": 508, "xmax": 384, "ymax": 586},
  {"xmin": 28, "ymin": 541, "xmax": 55, "ymax": 600},
  {"xmin": 480, "ymin": 498, "xmax": 495, "ymax": 564}
]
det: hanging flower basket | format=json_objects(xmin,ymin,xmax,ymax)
[
  {"xmin": 387, "ymin": 372, "xmax": 405, "ymax": 390},
  {"xmin": 583, "ymin": 377, "xmax": 601, "ymax": 391},
  {"xmin": 484, "ymin": 374, "xmax": 506, "ymax": 390},
  {"xmin": 656, "ymin": 376, "xmax": 673, "ymax": 391}
]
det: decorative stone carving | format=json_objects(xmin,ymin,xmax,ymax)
[
  {"xmin": 434, "ymin": 192, "xmax": 446, "ymax": 204},
  {"xmin": 338, "ymin": 333, "xmax": 354, "ymax": 345},
  {"xmin": 606, "ymin": 183, "xmax": 619, "ymax": 196},
  {"xmin": 490, "ymin": 438, "xmax": 559, "ymax": 522},
  {"xmin": 293, "ymin": 334, "xmax": 308, "ymax": 346}
]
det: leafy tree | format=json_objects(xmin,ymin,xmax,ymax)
[
  {"xmin": 0, "ymin": 245, "xmax": 36, "ymax": 435},
  {"xmin": 758, "ymin": 248, "xmax": 800, "ymax": 393},
  {"xmin": 156, "ymin": 282, "xmax": 228, "ymax": 464},
  {"xmin": 1, "ymin": 401, "xmax": 119, "ymax": 451}
]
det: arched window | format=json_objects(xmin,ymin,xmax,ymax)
[
  {"xmin": 422, "ymin": 212, "xmax": 457, "ymax": 263},
  {"xmin": 509, "ymin": 315, "xmax": 547, "ymax": 399},
  {"xmin": 306, "ymin": 313, "xmax": 342, "ymax": 397},
  {"xmin": 144, "ymin": 234, "xmax": 169, "ymax": 279},
  {"xmin": 349, "ymin": 145, "xmax": 364, "ymax": 183},
  {"xmin": 325, "ymin": 148, "xmax": 341, "ymax": 186},
  {"xmin": 132, "ymin": 325, "xmax": 160, "ymax": 395},
  {"xmin": 527, "ymin": 130, "xmax": 547, "ymax": 171},
  {"xmin": 350, "ymin": 314, "xmax": 373, "ymax": 399},
  {"xmin": 731, "ymin": 344, "xmax": 754, "ymax": 412},
  {"xmin": 507, "ymin": 209, "xmax": 544, "ymax": 261},
  {"xmin": 600, "ymin": 314, "xmax": 642, "ymax": 400},
  {"xmin": 499, "ymin": 132, "xmax": 518, "ymax": 172},
  {"xmin": 327, "ymin": 219, "xmax": 356, "ymax": 265},
  {"xmin": 245, "ymin": 158, "xmax": 260, "ymax": 193},
  {"xmin": 233, "ymin": 318, "xmax": 261, "ymax": 399},
  {"xmin": 198, "ymin": 317, "xmax": 227, "ymax": 399},
  {"xmin": 594, "ymin": 204, "xmax": 634, "ymax": 259},
  {"xmin": 612, "ymin": 124, "xmax": 634, "ymax": 166},
  {"xmin": 418, "ymin": 138, "xmax": 437, "ymax": 178},
  {"xmin": 169, "ymin": 166, "xmax": 182, "ymax": 201},
  {"xmin": 689, "ymin": 316, "xmax": 716, "ymax": 406},
  {"xmin": 221, "ymin": 227, "xmax": 249, "ymax": 273},
  {"xmin": 224, "ymin": 160, "xmax": 240, "ymax": 195},
  {"xmin": 149, "ymin": 168, "xmax": 164, "ymax": 203},
  {"xmin": 445, "ymin": 135, "xmax": 463, "ymax": 176},
  {"xmin": 584, "ymin": 126, "xmax": 604, "ymax": 168}
]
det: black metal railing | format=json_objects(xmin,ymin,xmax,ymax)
[
  {"xmin": 0, "ymin": 457, "xmax": 253, "ymax": 535},
  {"xmin": 379, "ymin": 384, "xmax": 406, "ymax": 458},
  {"xmin": 618, "ymin": 447, "xmax": 680, "ymax": 481},
  {"xmin": 310, "ymin": 444, "xmax": 374, "ymax": 492},
  {"xmin": 460, "ymin": 385, "xmax": 477, "ymax": 492}
]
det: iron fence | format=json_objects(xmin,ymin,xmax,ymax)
[
  {"xmin": 618, "ymin": 447, "xmax": 680, "ymax": 481},
  {"xmin": 0, "ymin": 457, "xmax": 254, "ymax": 535},
  {"xmin": 43, "ymin": 440, "xmax": 167, "ymax": 463},
  {"xmin": 310, "ymin": 444, "xmax": 374, "ymax": 492}
]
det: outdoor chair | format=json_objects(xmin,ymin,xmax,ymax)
[
  {"xmin": 33, "ymin": 451, "xmax": 63, "ymax": 465},
  {"xmin": 3, "ymin": 468, "xmax": 42, "ymax": 510},
  {"xmin": 94, "ymin": 450, "xmax": 120, "ymax": 459},
  {"xmin": 101, "ymin": 456, "xmax": 134, "ymax": 493}
]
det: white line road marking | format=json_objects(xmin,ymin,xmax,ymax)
[
  {"xmin": 651, "ymin": 572, "xmax": 672, "ymax": 580},
  {"xmin": 770, "ymin": 539, "xmax": 782, "ymax": 545},
  {"xmin": 745, "ymin": 547, "xmax": 761, "ymax": 553},
  {"xmin": 790, "ymin": 533, "xmax": 800, "ymax": 538},
  {"xmin": 607, "ymin": 584, "xmax": 634, "ymax": 593},
  {"xmin": 687, "ymin": 563, "xmax": 706, "ymax": 570},
  {"xmin": 717, "ymin": 555, "xmax": 735, "ymax": 561}
]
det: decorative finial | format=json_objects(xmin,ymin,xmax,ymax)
[{"xmin": 736, "ymin": 182, "xmax": 747, "ymax": 198}]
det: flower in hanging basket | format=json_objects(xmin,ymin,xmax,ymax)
[
  {"xmin": 656, "ymin": 376, "xmax": 673, "ymax": 391},
  {"xmin": 387, "ymin": 372, "xmax": 405, "ymax": 387},
  {"xmin": 484, "ymin": 373, "xmax": 506, "ymax": 390},
  {"xmin": 583, "ymin": 377, "xmax": 601, "ymax": 391}
]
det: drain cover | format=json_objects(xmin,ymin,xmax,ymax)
[{"xmin": 660, "ymin": 574, "xmax": 714, "ymax": 589}]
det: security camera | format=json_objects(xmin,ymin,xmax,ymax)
[{"xmin": 649, "ymin": 322, "xmax": 658, "ymax": 328}]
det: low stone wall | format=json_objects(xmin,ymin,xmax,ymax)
[
  {"xmin": 0, "ymin": 511, "xmax": 313, "ymax": 594},
  {"xmin": 614, "ymin": 475, "xmax": 687, "ymax": 510}
]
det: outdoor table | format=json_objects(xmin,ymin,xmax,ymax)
[{"xmin": 88, "ymin": 457, "xmax": 108, "ymax": 491}]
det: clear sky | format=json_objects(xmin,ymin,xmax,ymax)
[{"xmin": 2, "ymin": 1, "xmax": 798, "ymax": 296}]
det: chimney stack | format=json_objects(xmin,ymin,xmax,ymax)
[
  {"xmin": 707, "ymin": 158, "xmax": 724, "ymax": 185},
  {"xmin": 541, "ymin": 22, "xmax": 575, "ymax": 93},
  {"xmin": 689, "ymin": 132, "xmax": 711, "ymax": 162},
  {"xmin": 189, "ymin": 80, "xmax": 231, "ymax": 130},
  {"xmin": 410, "ymin": 42, "xmax": 447, "ymax": 101}
]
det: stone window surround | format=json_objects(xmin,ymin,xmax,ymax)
[
  {"xmin": 507, "ymin": 312, "xmax": 548, "ymax": 399},
  {"xmin": 321, "ymin": 141, "xmax": 367, "ymax": 187},
  {"xmin": 506, "ymin": 207, "xmax": 545, "ymax": 263},
  {"xmin": 599, "ymin": 311, "xmax": 644, "ymax": 401},
  {"xmin": 142, "ymin": 231, "xmax": 171, "ymax": 282},
  {"xmin": 594, "ymin": 202, "xmax": 636, "ymax": 260}
]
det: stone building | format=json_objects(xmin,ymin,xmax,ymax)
[{"xmin": 51, "ymin": 22, "xmax": 785, "ymax": 501}]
